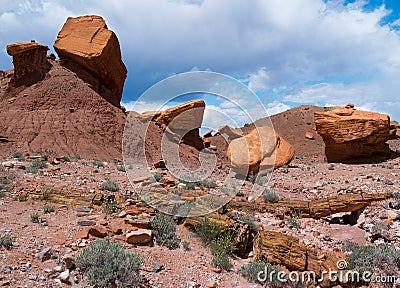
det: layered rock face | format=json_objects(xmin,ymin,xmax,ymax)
[
  {"xmin": 315, "ymin": 106, "xmax": 392, "ymax": 163},
  {"xmin": 54, "ymin": 15, "xmax": 127, "ymax": 107},
  {"xmin": 227, "ymin": 126, "xmax": 294, "ymax": 176},
  {"xmin": 6, "ymin": 41, "xmax": 50, "ymax": 87}
]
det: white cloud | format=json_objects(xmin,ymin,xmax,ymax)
[
  {"xmin": 248, "ymin": 67, "xmax": 270, "ymax": 92},
  {"xmin": 1, "ymin": 0, "xmax": 400, "ymax": 120}
]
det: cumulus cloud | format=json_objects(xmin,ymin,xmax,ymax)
[{"xmin": 1, "ymin": 0, "xmax": 400, "ymax": 121}]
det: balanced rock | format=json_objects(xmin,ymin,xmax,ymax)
[
  {"xmin": 54, "ymin": 15, "xmax": 127, "ymax": 107},
  {"xmin": 6, "ymin": 41, "xmax": 50, "ymax": 87},
  {"xmin": 315, "ymin": 106, "xmax": 391, "ymax": 163},
  {"xmin": 227, "ymin": 126, "xmax": 294, "ymax": 176}
]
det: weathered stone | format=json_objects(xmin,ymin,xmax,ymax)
[
  {"xmin": 305, "ymin": 132, "xmax": 314, "ymax": 139},
  {"xmin": 88, "ymin": 225, "xmax": 108, "ymax": 238},
  {"xmin": 35, "ymin": 247, "xmax": 56, "ymax": 262},
  {"xmin": 6, "ymin": 41, "xmax": 50, "ymax": 87},
  {"xmin": 315, "ymin": 107, "xmax": 391, "ymax": 163},
  {"xmin": 77, "ymin": 220, "xmax": 96, "ymax": 226},
  {"xmin": 125, "ymin": 229, "xmax": 152, "ymax": 244},
  {"xmin": 54, "ymin": 15, "xmax": 127, "ymax": 107}
]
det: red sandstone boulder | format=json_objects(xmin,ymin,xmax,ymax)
[
  {"xmin": 315, "ymin": 106, "xmax": 391, "ymax": 163},
  {"xmin": 54, "ymin": 15, "xmax": 127, "ymax": 107}
]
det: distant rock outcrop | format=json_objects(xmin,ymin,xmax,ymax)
[
  {"xmin": 6, "ymin": 41, "xmax": 50, "ymax": 87},
  {"xmin": 54, "ymin": 15, "xmax": 127, "ymax": 107},
  {"xmin": 315, "ymin": 106, "xmax": 392, "ymax": 163}
]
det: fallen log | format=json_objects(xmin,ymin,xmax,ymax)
[{"xmin": 227, "ymin": 192, "xmax": 387, "ymax": 218}]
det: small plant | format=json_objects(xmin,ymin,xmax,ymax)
[
  {"xmin": 12, "ymin": 152, "xmax": 25, "ymax": 160},
  {"xmin": 0, "ymin": 189, "xmax": 5, "ymax": 198},
  {"xmin": 150, "ymin": 214, "xmax": 180, "ymax": 249},
  {"xmin": 93, "ymin": 159, "xmax": 105, "ymax": 168},
  {"xmin": 18, "ymin": 195, "xmax": 27, "ymax": 202},
  {"xmin": 40, "ymin": 185, "xmax": 54, "ymax": 201},
  {"xmin": 117, "ymin": 165, "xmax": 126, "ymax": 172},
  {"xmin": 345, "ymin": 243, "xmax": 400, "ymax": 276},
  {"xmin": 286, "ymin": 217, "xmax": 301, "ymax": 229},
  {"xmin": 182, "ymin": 240, "xmax": 190, "ymax": 251},
  {"xmin": 328, "ymin": 163, "xmax": 335, "ymax": 170},
  {"xmin": 237, "ymin": 215, "xmax": 258, "ymax": 233},
  {"xmin": 0, "ymin": 234, "xmax": 15, "ymax": 249},
  {"xmin": 73, "ymin": 154, "xmax": 81, "ymax": 160},
  {"xmin": 381, "ymin": 163, "xmax": 394, "ymax": 169},
  {"xmin": 103, "ymin": 179, "xmax": 118, "ymax": 192},
  {"xmin": 210, "ymin": 232, "xmax": 236, "ymax": 271},
  {"xmin": 42, "ymin": 204, "xmax": 55, "ymax": 213},
  {"xmin": 239, "ymin": 261, "xmax": 284, "ymax": 286},
  {"xmin": 103, "ymin": 197, "xmax": 120, "ymax": 214},
  {"xmin": 200, "ymin": 179, "xmax": 217, "ymax": 189},
  {"xmin": 61, "ymin": 156, "xmax": 70, "ymax": 162},
  {"xmin": 195, "ymin": 217, "xmax": 223, "ymax": 245},
  {"xmin": 26, "ymin": 160, "xmax": 47, "ymax": 174},
  {"xmin": 262, "ymin": 188, "xmax": 280, "ymax": 203},
  {"xmin": 30, "ymin": 212, "xmax": 40, "ymax": 223},
  {"xmin": 76, "ymin": 238, "xmax": 143, "ymax": 287}
]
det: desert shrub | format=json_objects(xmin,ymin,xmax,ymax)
[
  {"xmin": 153, "ymin": 173, "xmax": 162, "ymax": 182},
  {"xmin": 73, "ymin": 154, "xmax": 81, "ymax": 160},
  {"xmin": 76, "ymin": 238, "xmax": 143, "ymax": 288},
  {"xmin": 195, "ymin": 217, "xmax": 223, "ymax": 245},
  {"xmin": 182, "ymin": 240, "xmax": 190, "ymax": 250},
  {"xmin": 117, "ymin": 165, "xmax": 126, "ymax": 172},
  {"xmin": 328, "ymin": 163, "xmax": 335, "ymax": 170},
  {"xmin": 26, "ymin": 160, "xmax": 47, "ymax": 174},
  {"xmin": 200, "ymin": 179, "xmax": 217, "ymax": 189},
  {"xmin": 237, "ymin": 215, "xmax": 258, "ymax": 233},
  {"xmin": 42, "ymin": 204, "xmax": 55, "ymax": 213},
  {"xmin": 30, "ymin": 212, "xmax": 40, "ymax": 223},
  {"xmin": 286, "ymin": 217, "xmax": 301, "ymax": 229},
  {"xmin": 150, "ymin": 214, "xmax": 180, "ymax": 249},
  {"xmin": 40, "ymin": 185, "xmax": 54, "ymax": 201},
  {"xmin": 262, "ymin": 188, "xmax": 280, "ymax": 203},
  {"xmin": 12, "ymin": 152, "xmax": 25, "ymax": 160},
  {"xmin": 346, "ymin": 243, "xmax": 400, "ymax": 276},
  {"xmin": 210, "ymin": 232, "xmax": 236, "ymax": 271},
  {"xmin": 103, "ymin": 179, "xmax": 118, "ymax": 192},
  {"xmin": 93, "ymin": 159, "xmax": 105, "ymax": 168},
  {"xmin": 103, "ymin": 198, "xmax": 120, "ymax": 214},
  {"xmin": 0, "ymin": 234, "xmax": 15, "ymax": 249},
  {"xmin": 18, "ymin": 195, "xmax": 27, "ymax": 202},
  {"xmin": 61, "ymin": 156, "xmax": 70, "ymax": 162},
  {"xmin": 239, "ymin": 261, "xmax": 284, "ymax": 286}
]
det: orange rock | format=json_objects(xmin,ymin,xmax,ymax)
[
  {"xmin": 74, "ymin": 229, "xmax": 89, "ymax": 240},
  {"xmin": 315, "ymin": 107, "xmax": 391, "ymax": 163},
  {"xmin": 54, "ymin": 15, "xmax": 127, "ymax": 107},
  {"xmin": 126, "ymin": 229, "xmax": 152, "ymax": 244},
  {"xmin": 88, "ymin": 225, "xmax": 108, "ymax": 238},
  {"xmin": 305, "ymin": 132, "xmax": 314, "ymax": 140},
  {"xmin": 273, "ymin": 135, "xmax": 295, "ymax": 168}
]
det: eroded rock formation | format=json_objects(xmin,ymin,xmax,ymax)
[
  {"xmin": 54, "ymin": 15, "xmax": 127, "ymax": 107},
  {"xmin": 6, "ymin": 41, "xmax": 50, "ymax": 87},
  {"xmin": 315, "ymin": 106, "xmax": 392, "ymax": 163}
]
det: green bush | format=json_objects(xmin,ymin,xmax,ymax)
[
  {"xmin": 150, "ymin": 214, "xmax": 180, "ymax": 249},
  {"xmin": 42, "ymin": 204, "xmax": 55, "ymax": 213},
  {"xmin": 286, "ymin": 217, "xmax": 301, "ymax": 229},
  {"xmin": 237, "ymin": 215, "xmax": 258, "ymax": 233},
  {"xmin": 26, "ymin": 160, "xmax": 47, "ymax": 174},
  {"xmin": 61, "ymin": 156, "xmax": 71, "ymax": 162},
  {"xmin": 182, "ymin": 240, "xmax": 190, "ymax": 250},
  {"xmin": 239, "ymin": 261, "xmax": 284, "ymax": 286},
  {"xmin": 117, "ymin": 165, "xmax": 126, "ymax": 172},
  {"xmin": 30, "ymin": 212, "xmax": 40, "ymax": 223},
  {"xmin": 40, "ymin": 185, "xmax": 54, "ymax": 201},
  {"xmin": 346, "ymin": 243, "xmax": 400, "ymax": 276},
  {"xmin": 262, "ymin": 188, "xmax": 280, "ymax": 203},
  {"xmin": 93, "ymin": 159, "xmax": 105, "ymax": 168},
  {"xmin": 73, "ymin": 154, "xmax": 81, "ymax": 160},
  {"xmin": 12, "ymin": 152, "xmax": 25, "ymax": 160},
  {"xmin": 195, "ymin": 217, "xmax": 223, "ymax": 245},
  {"xmin": 0, "ymin": 234, "xmax": 15, "ymax": 249},
  {"xmin": 103, "ymin": 179, "xmax": 118, "ymax": 192},
  {"xmin": 18, "ymin": 195, "xmax": 27, "ymax": 202},
  {"xmin": 200, "ymin": 179, "xmax": 217, "ymax": 189},
  {"xmin": 0, "ymin": 189, "xmax": 5, "ymax": 198},
  {"xmin": 76, "ymin": 238, "xmax": 143, "ymax": 287},
  {"xmin": 103, "ymin": 198, "xmax": 120, "ymax": 214},
  {"xmin": 210, "ymin": 232, "xmax": 236, "ymax": 271}
]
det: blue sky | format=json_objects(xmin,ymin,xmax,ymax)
[{"xmin": 1, "ymin": 0, "xmax": 400, "ymax": 129}]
